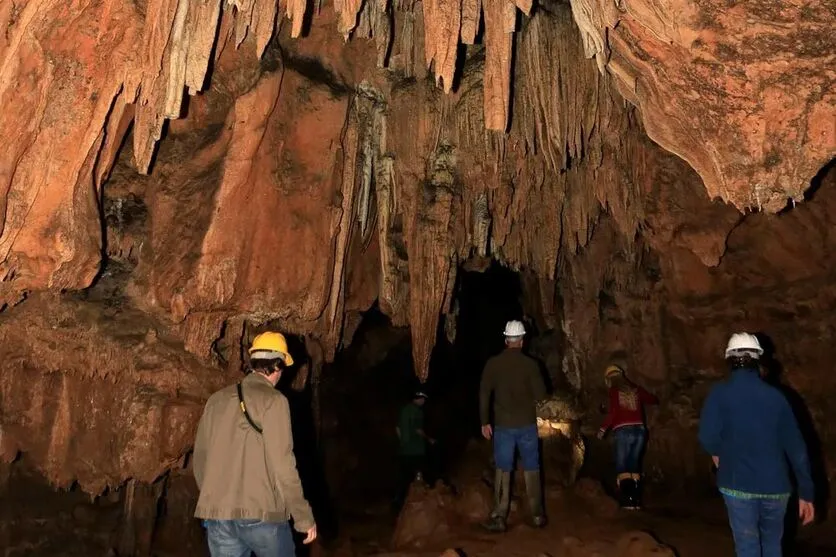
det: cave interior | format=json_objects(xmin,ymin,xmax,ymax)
[{"xmin": 0, "ymin": 0, "xmax": 834, "ymax": 555}]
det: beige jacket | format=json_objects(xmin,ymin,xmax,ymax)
[{"xmin": 193, "ymin": 373, "xmax": 314, "ymax": 533}]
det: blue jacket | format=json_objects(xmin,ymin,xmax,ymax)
[{"xmin": 698, "ymin": 368, "xmax": 814, "ymax": 501}]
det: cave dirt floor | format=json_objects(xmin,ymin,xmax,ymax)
[
  {"xmin": 334, "ymin": 480, "xmax": 836, "ymax": 557},
  {"xmin": 2, "ymin": 465, "xmax": 835, "ymax": 556}
]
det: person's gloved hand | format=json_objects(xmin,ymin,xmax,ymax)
[{"xmin": 799, "ymin": 500, "xmax": 815, "ymax": 526}]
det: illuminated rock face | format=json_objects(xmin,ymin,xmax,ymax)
[
  {"xmin": 569, "ymin": 0, "xmax": 835, "ymax": 212},
  {"xmin": 0, "ymin": 0, "xmax": 833, "ymax": 497}
]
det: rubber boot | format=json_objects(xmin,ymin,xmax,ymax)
[
  {"xmin": 523, "ymin": 470, "xmax": 547, "ymax": 528},
  {"xmin": 482, "ymin": 469, "xmax": 511, "ymax": 533}
]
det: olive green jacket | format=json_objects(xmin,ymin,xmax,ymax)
[{"xmin": 193, "ymin": 373, "xmax": 314, "ymax": 533}]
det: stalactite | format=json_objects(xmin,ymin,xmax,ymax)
[
  {"xmin": 334, "ymin": 0, "xmax": 365, "ymax": 38},
  {"xmin": 472, "ymin": 193, "xmax": 491, "ymax": 257},
  {"xmin": 406, "ymin": 143, "xmax": 463, "ymax": 381},
  {"xmin": 460, "ymin": 0, "xmax": 482, "ymax": 44},
  {"xmin": 252, "ymin": 0, "xmax": 279, "ymax": 57},
  {"xmin": 356, "ymin": 0, "xmax": 394, "ymax": 67},
  {"xmin": 514, "ymin": 6, "xmax": 614, "ymax": 172},
  {"xmin": 566, "ymin": 0, "xmax": 610, "ymax": 72},
  {"xmin": 324, "ymin": 104, "xmax": 361, "ymax": 359},
  {"xmin": 377, "ymin": 156, "xmax": 405, "ymax": 318},
  {"xmin": 130, "ymin": 0, "xmax": 305, "ymax": 173},
  {"xmin": 482, "ymin": 0, "xmax": 516, "ymax": 131},
  {"xmin": 423, "ymin": 0, "xmax": 462, "ymax": 92}
]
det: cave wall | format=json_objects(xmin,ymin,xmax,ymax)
[
  {"xmin": 557, "ymin": 161, "xmax": 836, "ymax": 502},
  {"xmin": 0, "ymin": 0, "xmax": 832, "ymax": 497}
]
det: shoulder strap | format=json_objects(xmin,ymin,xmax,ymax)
[{"xmin": 236, "ymin": 382, "xmax": 263, "ymax": 434}]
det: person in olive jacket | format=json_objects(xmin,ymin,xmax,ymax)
[
  {"xmin": 479, "ymin": 320, "xmax": 547, "ymax": 532},
  {"xmin": 193, "ymin": 331, "xmax": 316, "ymax": 557}
]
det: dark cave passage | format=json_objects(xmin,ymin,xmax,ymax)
[{"xmin": 307, "ymin": 263, "xmax": 534, "ymax": 548}]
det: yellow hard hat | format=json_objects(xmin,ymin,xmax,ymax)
[
  {"xmin": 249, "ymin": 332, "xmax": 294, "ymax": 366},
  {"xmin": 605, "ymin": 364, "xmax": 624, "ymax": 378}
]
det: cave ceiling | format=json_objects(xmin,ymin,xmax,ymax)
[{"xmin": 0, "ymin": 0, "xmax": 832, "ymax": 370}]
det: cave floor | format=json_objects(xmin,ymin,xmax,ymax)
[
  {"xmin": 2, "ymin": 465, "xmax": 835, "ymax": 556},
  {"xmin": 334, "ymin": 482, "xmax": 835, "ymax": 557}
]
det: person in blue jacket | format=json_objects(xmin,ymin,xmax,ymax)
[{"xmin": 699, "ymin": 332, "xmax": 815, "ymax": 557}]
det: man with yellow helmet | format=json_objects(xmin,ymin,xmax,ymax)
[{"xmin": 193, "ymin": 331, "xmax": 316, "ymax": 557}]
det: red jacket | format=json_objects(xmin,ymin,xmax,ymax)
[{"xmin": 600, "ymin": 384, "xmax": 658, "ymax": 432}]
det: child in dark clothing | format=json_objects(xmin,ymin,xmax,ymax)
[{"xmin": 392, "ymin": 391, "xmax": 434, "ymax": 511}]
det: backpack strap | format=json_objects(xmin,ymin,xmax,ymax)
[{"xmin": 236, "ymin": 382, "xmax": 263, "ymax": 434}]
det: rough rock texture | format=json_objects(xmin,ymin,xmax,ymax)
[
  {"xmin": 569, "ymin": 0, "xmax": 836, "ymax": 211},
  {"xmin": 0, "ymin": 0, "xmax": 833, "ymax": 502},
  {"xmin": 558, "ymin": 161, "xmax": 836, "ymax": 505},
  {"xmin": 562, "ymin": 531, "xmax": 676, "ymax": 557},
  {"xmin": 0, "ymin": 0, "xmax": 832, "ymax": 310},
  {"xmin": 0, "ymin": 289, "xmax": 226, "ymax": 493}
]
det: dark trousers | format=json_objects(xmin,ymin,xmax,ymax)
[
  {"xmin": 614, "ymin": 425, "xmax": 647, "ymax": 475},
  {"xmin": 393, "ymin": 454, "xmax": 426, "ymax": 510}
]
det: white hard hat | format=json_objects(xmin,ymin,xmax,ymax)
[
  {"xmin": 503, "ymin": 320, "xmax": 526, "ymax": 337},
  {"xmin": 725, "ymin": 332, "xmax": 764, "ymax": 359}
]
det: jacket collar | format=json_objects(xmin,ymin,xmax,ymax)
[
  {"xmin": 730, "ymin": 367, "xmax": 760, "ymax": 381},
  {"xmin": 243, "ymin": 372, "xmax": 274, "ymax": 387}
]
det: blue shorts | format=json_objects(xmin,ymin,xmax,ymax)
[{"xmin": 493, "ymin": 424, "xmax": 540, "ymax": 472}]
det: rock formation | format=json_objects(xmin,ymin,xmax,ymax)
[{"xmin": 0, "ymin": 0, "xmax": 833, "ymax": 505}]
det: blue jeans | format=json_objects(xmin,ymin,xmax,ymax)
[
  {"xmin": 204, "ymin": 519, "xmax": 296, "ymax": 557},
  {"xmin": 722, "ymin": 495, "xmax": 788, "ymax": 557},
  {"xmin": 494, "ymin": 424, "xmax": 540, "ymax": 472},
  {"xmin": 614, "ymin": 425, "xmax": 647, "ymax": 475}
]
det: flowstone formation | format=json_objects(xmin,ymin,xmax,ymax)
[{"xmin": 0, "ymin": 0, "xmax": 832, "ymax": 500}]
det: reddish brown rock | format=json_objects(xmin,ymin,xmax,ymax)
[
  {"xmin": 392, "ymin": 483, "xmax": 453, "ymax": 549},
  {"xmin": 613, "ymin": 531, "xmax": 676, "ymax": 557},
  {"xmin": 568, "ymin": 0, "xmax": 835, "ymax": 212},
  {"xmin": 0, "ymin": 291, "xmax": 227, "ymax": 493}
]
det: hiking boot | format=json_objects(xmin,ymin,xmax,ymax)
[
  {"xmin": 523, "ymin": 470, "xmax": 547, "ymax": 528},
  {"xmin": 481, "ymin": 469, "xmax": 511, "ymax": 533},
  {"xmin": 617, "ymin": 478, "xmax": 631, "ymax": 509},
  {"xmin": 620, "ymin": 479, "xmax": 639, "ymax": 510}
]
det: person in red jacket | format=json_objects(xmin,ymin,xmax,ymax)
[{"xmin": 597, "ymin": 364, "xmax": 659, "ymax": 510}]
